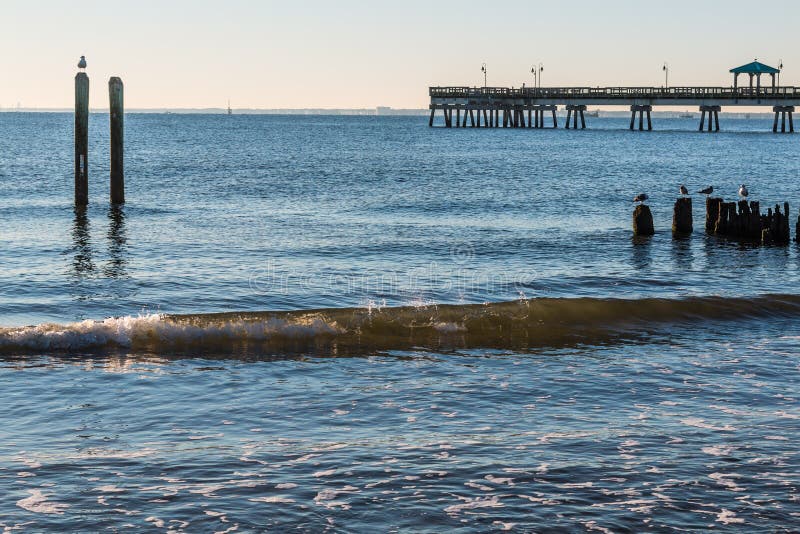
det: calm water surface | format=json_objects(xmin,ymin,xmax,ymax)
[{"xmin": 0, "ymin": 113, "xmax": 798, "ymax": 531}]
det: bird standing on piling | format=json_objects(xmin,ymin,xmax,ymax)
[
  {"xmin": 633, "ymin": 193, "xmax": 649, "ymax": 204},
  {"xmin": 739, "ymin": 184, "xmax": 749, "ymax": 198},
  {"xmin": 679, "ymin": 185, "xmax": 689, "ymax": 196},
  {"xmin": 698, "ymin": 186, "xmax": 714, "ymax": 196},
  {"xmin": 77, "ymin": 56, "xmax": 87, "ymax": 71}
]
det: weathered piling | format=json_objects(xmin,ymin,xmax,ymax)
[
  {"xmin": 74, "ymin": 73, "xmax": 89, "ymax": 206},
  {"xmin": 705, "ymin": 197, "xmax": 722, "ymax": 234},
  {"xmin": 760, "ymin": 203, "xmax": 791, "ymax": 245},
  {"xmin": 714, "ymin": 200, "xmax": 762, "ymax": 240},
  {"xmin": 672, "ymin": 197, "xmax": 693, "ymax": 236},
  {"xmin": 633, "ymin": 205, "xmax": 655, "ymax": 236},
  {"xmin": 109, "ymin": 77, "xmax": 124, "ymax": 204},
  {"xmin": 708, "ymin": 198, "xmax": 791, "ymax": 245},
  {"xmin": 795, "ymin": 213, "xmax": 800, "ymax": 243}
]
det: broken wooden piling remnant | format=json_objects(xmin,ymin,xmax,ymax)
[
  {"xmin": 633, "ymin": 205, "xmax": 655, "ymax": 236},
  {"xmin": 705, "ymin": 197, "xmax": 723, "ymax": 234},
  {"xmin": 714, "ymin": 200, "xmax": 762, "ymax": 240},
  {"xmin": 709, "ymin": 199, "xmax": 791, "ymax": 245},
  {"xmin": 672, "ymin": 197, "xmax": 693, "ymax": 236},
  {"xmin": 796, "ymin": 213, "xmax": 800, "ymax": 243},
  {"xmin": 760, "ymin": 203, "xmax": 791, "ymax": 245}
]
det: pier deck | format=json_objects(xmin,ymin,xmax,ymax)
[{"xmin": 429, "ymin": 86, "xmax": 798, "ymax": 132}]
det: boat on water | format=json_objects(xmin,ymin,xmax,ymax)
[
  {"xmin": 586, "ymin": 109, "xmax": 600, "ymax": 118},
  {"xmin": 679, "ymin": 111, "xmax": 694, "ymax": 119}
]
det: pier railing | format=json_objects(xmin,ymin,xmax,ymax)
[{"xmin": 430, "ymin": 86, "xmax": 800, "ymax": 101}]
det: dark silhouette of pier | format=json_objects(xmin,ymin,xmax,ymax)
[{"xmin": 429, "ymin": 85, "xmax": 798, "ymax": 132}]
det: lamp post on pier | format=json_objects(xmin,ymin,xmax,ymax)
[
  {"xmin": 481, "ymin": 63, "xmax": 487, "ymax": 89},
  {"xmin": 662, "ymin": 62, "xmax": 669, "ymax": 88},
  {"xmin": 530, "ymin": 66, "xmax": 537, "ymax": 91},
  {"xmin": 537, "ymin": 63, "xmax": 544, "ymax": 88},
  {"xmin": 779, "ymin": 60, "xmax": 783, "ymax": 87}
]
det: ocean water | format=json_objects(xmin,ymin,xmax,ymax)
[{"xmin": 1, "ymin": 113, "xmax": 798, "ymax": 531}]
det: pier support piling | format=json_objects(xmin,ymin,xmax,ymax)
[
  {"xmin": 700, "ymin": 106, "xmax": 721, "ymax": 132},
  {"xmin": 74, "ymin": 72, "xmax": 89, "ymax": 206},
  {"xmin": 629, "ymin": 105, "xmax": 653, "ymax": 131},
  {"xmin": 564, "ymin": 105, "xmax": 587, "ymax": 130},
  {"xmin": 109, "ymin": 77, "xmax": 124, "ymax": 204},
  {"xmin": 773, "ymin": 106, "xmax": 795, "ymax": 133}
]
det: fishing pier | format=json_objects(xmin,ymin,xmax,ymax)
[{"xmin": 429, "ymin": 61, "xmax": 798, "ymax": 133}]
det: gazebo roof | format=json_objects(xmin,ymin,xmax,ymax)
[{"xmin": 729, "ymin": 61, "xmax": 780, "ymax": 74}]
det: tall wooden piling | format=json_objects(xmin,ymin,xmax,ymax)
[
  {"xmin": 74, "ymin": 73, "xmax": 89, "ymax": 206},
  {"xmin": 109, "ymin": 77, "xmax": 124, "ymax": 204},
  {"xmin": 672, "ymin": 197, "xmax": 693, "ymax": 236},
  {"xmin": 633, "ymin": 205, "xmax": 655, "ymax": 236}
]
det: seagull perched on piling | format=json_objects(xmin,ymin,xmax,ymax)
[
  {"xmin": 679, "ymin": 185, "xmax": 689, "ymax": 196},
  {"xmin": 738, "ymin": 184, "xmax": 749, "ymax": 199},
  {"xmin": 633, "ymin": 193, "xmax": 649, "ymax": 204},
  {"xmin": 77, "ymin": 56, "xmax": 87, "ymax": 71},
  {"xmin": 698, "ymin": 186, "xmax": 713, "ymax": 196}
]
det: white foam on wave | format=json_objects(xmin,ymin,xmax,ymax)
[
  {"xmin": 16, "ymin": 490, "xmax": 69, "ymax": 515},
  {"xmin": 0, "ymin": 313, "xmax": 344, "ymax": 352}
]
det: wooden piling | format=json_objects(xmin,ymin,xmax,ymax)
[
  {"xmin": 109, "ymin": 77, "xmax": 124, "ymax": 204},
  {"xmin": 705, "ymin": 197, "xmax": 722, "ymax": 234},
  {"xmin": 633, "ymin": 205, "xmax": 655, "ymax": 236},
  {"xmin": 672, "ymin": 197, "xmax": 692, "ymax": 236},
  {"xmin": 74, "ymin": 72, "xmax": 89, "ymax": 206},
  {"xmin": 795, "ymin": 212, "xmax": 800, "ymax": 243}
]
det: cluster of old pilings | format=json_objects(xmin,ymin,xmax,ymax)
[
  {"xmin": 634, "ymin": 197, "xmax": 797, "ymax": 246},
  {"xmin": 705, "ymin": 198, "xmax": 792, "ymax": 244},
  {"xmin": 429, "ymin": 105, "xmax": 558, "ymax": 129}
]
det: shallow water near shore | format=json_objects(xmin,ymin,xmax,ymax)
[{"xmin": 1, "ymin": 113, "xmax": 798, "ymax": 530}]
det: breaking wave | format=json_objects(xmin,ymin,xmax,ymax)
[{"xmin": 2, "ymin": 294, "xmax": 800, "ymax": 355}]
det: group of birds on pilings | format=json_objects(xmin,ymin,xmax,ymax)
[{"xmin": 632, "ymin": 183, "xmax": 798, "ymax": 245}]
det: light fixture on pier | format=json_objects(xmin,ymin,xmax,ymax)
[
  {"xmin": 538, "ymin": 63, "xmax": 544, "ymax": 89},
  {"xmin": 779, "ymin": 59, "xmax": 783, "ymax": 87},
  {"xmin": 530, "ymin": 66, "xmax": 537, "ymax": 89},
  {"xmin": 481, "ymin": 63, "xmax": 487, "ymax": 89},
  {"xmin": 662, "ymin": 62, "xmax": 669, "ymax": 88}
]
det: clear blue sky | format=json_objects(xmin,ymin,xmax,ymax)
[{"xmin": 2, "ymin": 0, "xmax": 797, "ymax": 108}]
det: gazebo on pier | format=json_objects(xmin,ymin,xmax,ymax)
[{"xmin": 730, "ymin": 60, "xmax": 781, "ymax": 91}]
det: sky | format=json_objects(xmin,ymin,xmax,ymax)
[{"xmin": 2, "ymin": 0, "xmax": 798, "ymax": 109}]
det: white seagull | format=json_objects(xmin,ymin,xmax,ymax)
[
  {"xmin": 633, "ymin": 193, "xmax": 649, "ymax": 204},
  {"xmin": 679, "ymin": 185, "xmax": 689, "ymax": 196},
  {"xmin": 738, "ymin": 184, "xmax": 749, "ymax": 199},
  {"xmin": 78, "ymin": 56, "xmax": 87, "ymax": 71}
]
